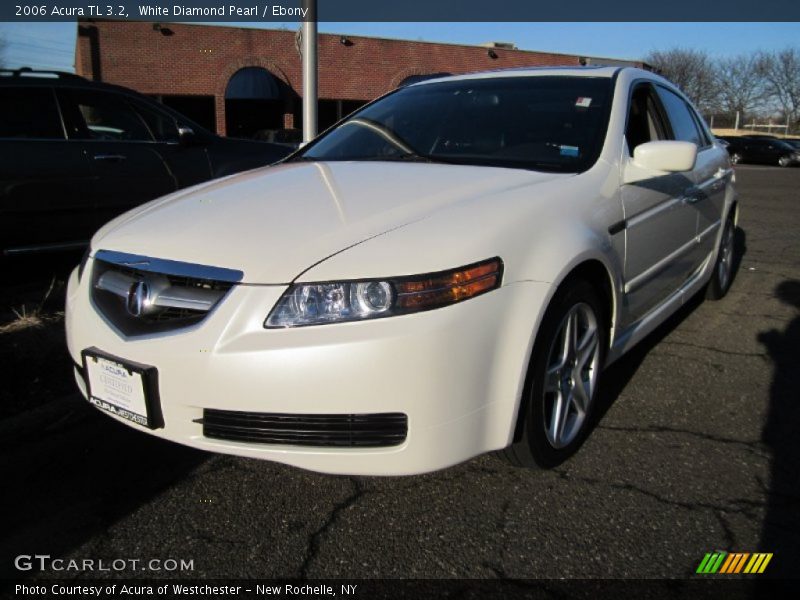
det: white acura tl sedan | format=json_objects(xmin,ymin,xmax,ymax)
[{"xmin": 65, "ymin": 67, "xmax": 737, "ymax": 475}]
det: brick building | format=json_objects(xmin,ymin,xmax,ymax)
[{"xmin": 75, "ymin": 20, "xmax": 644, "ymax": 138}]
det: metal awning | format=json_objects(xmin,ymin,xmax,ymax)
[{"xmin": 225, "ymin": 67, "xmax": 281, "ymax": 100}]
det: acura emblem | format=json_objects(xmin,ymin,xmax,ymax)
[{"xmin": 126, "ymin": 281, "xmax": 151, "ymax": 317}]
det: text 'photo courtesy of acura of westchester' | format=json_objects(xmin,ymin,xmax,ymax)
[{"xmin": 66, "ymin": 66, "xmax": 737, "ymax": 476}]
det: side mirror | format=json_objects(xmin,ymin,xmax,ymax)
[
  {"xmin": 623, "ymin": 141, "xmax": 698, "ymax": 184},
  {"xmin": 178, "ymin": 126, "xmax": 196, "ymax": 146}
]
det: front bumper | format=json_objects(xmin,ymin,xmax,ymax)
[{"xmin": 65, "ymin": 263, "xmax": 552, "ymax": 475}]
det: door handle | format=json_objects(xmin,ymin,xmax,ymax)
[
  {"xmin": 93, "ymin": 154, "xmax": 127, "ymax": 161},
  {"xmin": 682, "ymin": 194, "xmax": 702, "ymax": 205}
]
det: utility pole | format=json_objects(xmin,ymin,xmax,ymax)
[{"xmin": 301, "ymin": 0, "xmax": 318, "ymax": 142}]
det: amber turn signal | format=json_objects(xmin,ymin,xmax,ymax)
[{"xmin": 395, "ymin": 258, "xmax": 503, "ymax": 310}]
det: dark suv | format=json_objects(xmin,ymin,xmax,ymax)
[
  {"xmin": 722, "ymin": 135, "xmax": 800, "ymax": 167},
  {"xmin": 0, "ymin": 69, "xmax": 292, "ymax": 257}
]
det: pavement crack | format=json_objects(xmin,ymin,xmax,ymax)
[
  {"xmin": 714, "ymin": 510, "xmax": 739, "ymax": 549},
  {"xmin": 554, "ymin": 471, "xmax": 765, "ymax": 520},
  {"xmin": 191, "ymin": 529, "xmax": 249, "ymax": 547},
  {"xmin": 648, "ymin": 350, "xmax": 726, "ymax": 372},
  {"xmin": 659, "ymin": 339, "xmax": 768, "ymax": 360},
  {"xmin": 596, "ymin": 424, "xmax": 768, "ymax": 457},
  {"xmin": 492, "ymin": 500, "xmax": 512, "ymax": 574},
  {"xmin": 298, "ymin": 477, "xmax": 367, "ymax": 579},
  {"xmin": 719, "ymin": 310, "xmax": 788, "ymax": 322}
]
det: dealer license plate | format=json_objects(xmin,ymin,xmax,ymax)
[{"xmin": 82, "ymin": 349, "xmax": 162, "ymax": 429}]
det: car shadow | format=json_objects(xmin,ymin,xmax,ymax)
[
  {"xmin": 0, "ymin": 405, "xmax": 209, "ymax": 580},
  {"xmin": 755, "ymin": 279, "xmax": 800, "ymax": 578}
]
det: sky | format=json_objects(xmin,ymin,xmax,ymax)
[{"xmin": 1, "ymin": 21, "xmax": 799, "ymax": 72}]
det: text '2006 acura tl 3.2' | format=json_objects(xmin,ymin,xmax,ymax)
[{"xmin": 65, "ymin": 66, "xmax": 738, "ymax": 475}]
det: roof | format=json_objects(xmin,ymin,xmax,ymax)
[
  {"xmin": 0, "ymin": 68, "xmax": 144, "ymax": 96},
  {"xmin": 409, "ymin": 65, "xmax": 632, "ymax": 87}
]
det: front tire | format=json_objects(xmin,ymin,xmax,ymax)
[
  {"xmin": 730, "ymin": 152, "xmax": 743, "ymax": 165},
  {"xmin": 706, "ymin": 214, "xmax": 736, "ymax": 300},
  {"xmin": 778, "ymin": 155, "xmax": 791, "ymax": 168},
  {"xmin": 502, "ymin": 280, "xmax": 607, "ymax": 469}
]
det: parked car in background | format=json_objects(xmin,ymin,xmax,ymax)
[
  {"xmin": 253, "ymin": 128, "xmax": 303, "ymax": 149},
  {"xmin": 0, "ymin": 68, "xmax": 291, "ymax": 257},
  {"xmin": 740, "ymin": 134, "xmax": 778, "ymax": 139},
  {"xmin": 66, "ymin": 67, "xmax": 738, "ymax": 475},
  {"xmin": 783, "ymin": 138, "xmax": 800, "ymax": 150},
  {"xmin": 723, "ymin": 135, "xmax": 800, "ymax": 167}
]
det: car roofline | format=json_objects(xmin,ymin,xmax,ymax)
[{"xmin": 405, "ymin": 66, "xmax": 627, "ymax": 87}]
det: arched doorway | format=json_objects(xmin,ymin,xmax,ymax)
[{"xmin": 224, "ymin": 67, "xmax": 285, "ymax": 139}]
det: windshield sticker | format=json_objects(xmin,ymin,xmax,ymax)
[
  {"xmin": 575, "ymin": 97, "xmax": 592, "ymax": 108},
  {"xmin": 560, "ymin": 145, "xmax": 580, "ymax": 157}
]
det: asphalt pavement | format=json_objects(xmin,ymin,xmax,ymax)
[{"xmin": 1, "ymin": 165, "xmax": 798, "ymax": 581}]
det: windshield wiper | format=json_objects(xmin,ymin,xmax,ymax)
[{"xmin": 359, "ymin": 152, "xmax": 436, "ymax": 163}]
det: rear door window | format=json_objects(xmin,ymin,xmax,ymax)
[
  {"xmin": 0, "ymin": 87, "xmax": 64, "ymax": 139},
  {"xmin": 58, "ymin": 89, "xmax": 153, "ymax": 141}
]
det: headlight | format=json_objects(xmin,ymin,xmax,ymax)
[{"xmin": 265, "ymin": 257, "xmax": 503, "ymax": 328}]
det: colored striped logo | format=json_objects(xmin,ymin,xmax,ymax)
[{"xmin": 696, "ymin": 551, "xmax": 773, "ymax": 574}]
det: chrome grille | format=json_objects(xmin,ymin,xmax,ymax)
[{"xmin": 90, "ymin": 250, "xmax": 242, "ymax": 335}]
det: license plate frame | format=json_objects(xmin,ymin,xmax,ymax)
[{"xmin": 82, "ymin": 347, "xmax": 164, "ymax": 430}]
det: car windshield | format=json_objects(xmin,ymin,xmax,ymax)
[{"xmin": 296, "ymin": 76, "xmax": 614, "ymax": 172}]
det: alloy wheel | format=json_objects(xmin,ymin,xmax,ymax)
[
  {"xmin": 542, "ymin": 302, "xmax": 601, "ymax": 449},
  {"xmin": 718, "ymin": 220, "xmax": 735, "ymax": 292}
]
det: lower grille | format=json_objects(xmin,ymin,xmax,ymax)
[{"xmin": 202, "ymin": 409, "xmax": 408, "ymax": 448}]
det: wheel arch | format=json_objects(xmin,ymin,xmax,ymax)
[{"xmin": 509, "ymin": 257, "xmax": 617, "ymax": 444}]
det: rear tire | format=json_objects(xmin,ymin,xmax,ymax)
[
  {"xmin": 706, "ymin": 214, "xmax": 736, "ymax": 300},
  {"xmin": 778, "ymin": 155, "xmax": 791, "ymax": 168},
  {"xmin": 501, "ymin": 279, "xmax": 607, "ymax": 469},
  {"xmin": 730, "ymin": 152, "xmax": 743, "ymax": 165}
]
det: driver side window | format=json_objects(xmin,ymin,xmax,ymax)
[{"xmin": 625, "ymin": 84, "xmax": 667, "ymax": 156}]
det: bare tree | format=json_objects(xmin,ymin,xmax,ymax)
[
  {"xmin": 714, "ymin": 54, "xmax": 767, "ymax": 121},
  {"xmin": 645, "ymin": 48, "xmax": 719, "ymax": 113},
  {"xmin": 758, "ymin": 48, "xmax": 800, "ymax": 128}
]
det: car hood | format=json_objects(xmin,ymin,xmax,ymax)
[{"xmin": 92, "ymin": 161, "xmax": 568, "ymax": 283}]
